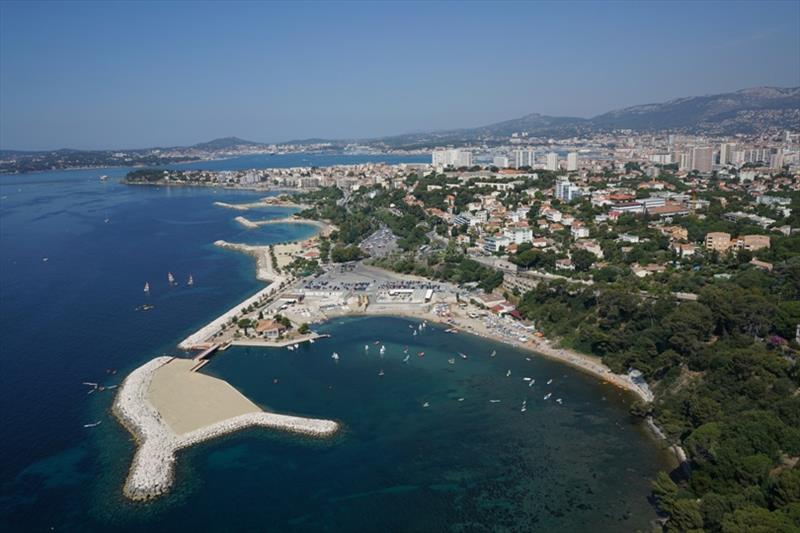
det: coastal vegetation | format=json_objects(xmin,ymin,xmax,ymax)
[{"xmin": 515, "ymin": 265, "xmax": 800, "ymax": 532}]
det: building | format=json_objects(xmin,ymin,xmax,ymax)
[
  {"xmin": 493, "ymin": 156, "xmax": 510, "ymax": 168},
  {"xmin": 719, "ymin": 142, "xmax": 735, "ymax": 166},
  {"xmin": 737, "ymin": 235, "xmax": 770, "ymax": 251},
  {"xmin": 705, "ymin": 232, "xmax": 732, "ymax": 252},
  {"xmin": 432, "ymin": 149, "xmax": 473, "ymax": 168},
  {"xmin": 566, "ymin": 152, "xmax": 579, "ymax": 171},
  {"xmin": 555, "ymin": 176, "xmax": 581, "ymax": 202},
  {"xmin": 504, "ymin": 227, "xmax": 533, "ymax": 244},
  {"xmin": 692, "ymin": 146, "xmax": 713, "ymax": 173},
  {"xmin": 255, "ymin": 319, "xmax": 287, "ymax": 339},
  {"xmin": 514, "ymin": 149, "xmax": 536, "ymax": 169},
  {"xmin": 483, "ymin": 235, "xmax": 511, "ymax": 253},
  {"xmin": 546, "ymin": 152, "xmax": 559, "ymax": 171}
]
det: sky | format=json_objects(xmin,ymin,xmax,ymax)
[{"xmin": 1, "ymin": 1, "xmax": 798, "ymax": 150}]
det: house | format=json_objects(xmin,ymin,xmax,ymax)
[
  {"xmin": 255, "ymin": 319, "xmax": 287, "ymax": 339},
  {"xmin": 631, "ymin": 263, "xmax": 666, "ymax": 278},
  {"xmin": 571, "ymin": 223, "xmax": 590, "ymax": 239},
  {"xmin": 750, "ymin": 258, "xmax": 773, "ymax": 271},
  {"xmin": 555, "ymin": 258, "xmax": 575, "ymax": 270},
  {"xmin": 672, "ymin": 242, "xmax": 697, "ymax": 258},
  {"xmin": 472, "ymin": 292, "xmax": 506, "ymax": 309}
]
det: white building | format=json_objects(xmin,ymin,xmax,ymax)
[
  {"xmin": 504, "ymin": 227, "xmax": 533, "ymax": 244},
  {"xmin": 493, "ymin": 156, "xmax": 510, "ymax": 168},
  {"xmin": 566, "ymin": 152, "xmax": 579, "ymax": 171},
  {"xmin": 514, "ymin": 149, "xmax": 536, "ymax": 169},
  {"xmin": 432, "ymin": 149, "xmax": 473, "ymax": 168},
  {"xmin": 555, "ymin": 176, "xmax": 581, "ymax": 202},
  {"xmin": 546, "ymin": 152, "xmax": 559, "ymax": 171}
]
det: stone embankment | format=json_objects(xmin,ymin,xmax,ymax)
[{"xmin": 113, "ymin": 356, "xmax": 339, "ymax": 501}]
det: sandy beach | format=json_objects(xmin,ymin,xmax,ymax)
[{"xmin": 148, "ymin": 358, "xmax": 262, "ymax": 434}]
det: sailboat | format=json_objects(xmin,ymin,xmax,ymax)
[
  {"xmin": 168, "ymin": 272, "xmax": 177, "ymax": 286},
  {"xmin": 506, "ymin": 370, "xmax": 511, "ymax": 377},
  {"xmin": 331, "ymin": 352, "xmax": 339, "ymax": 361},
  {"xmin": 448, "ymin": 357, "xmax": 455, "ymax": 365},
  {"xmin": 490, "ymin": 350, "xmax": 496, "ymax": 357},
  {"xmin": 379, "ymin": 345, "xmax": 386, "ymax": 356},
  {"xmin": 403, "ymin": 354, "xmax": 410, "ymax": 363},
  {"xmin": 187, "ymin": 274, "xmax": 194, "ymax": 286},
  {"xmin": 543, "ymin": 393, "xmax": 552, "ymax": 400},
  {"xmin": 144, "ymin": 282, "xmax": 150, "ymax": 293}
]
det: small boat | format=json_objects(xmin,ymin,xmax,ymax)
[
  {"xmin": 506, "ymin": 370, "xmax": 511, "ymax": 377},
  {"xmin": 379, "ymin": 345, "xmax": 386, "ymax": 355},
  {"xmin": 459, "ymin": 352, "xmax": 468, "ymax": 360},
  {"xmin": 546, "ymin": 379, "xmax": 553, "ymax": 385},
  {"xmin": 523, "ymin": 377, "xmax": 532, "ymax": 381},
  {"xmin": 378, "ymin": 369, "xmax": 384, "ymax": 377},
  {"xmin": 448, "ymin": 358, "xmax": 455, "ymax": 365},
  {"xmin": 331, "ymin": 352, "xmax": 339, "ymax": 361},
  {"xmin": 490, "ymin": 350, "xmax": 496, "ymax": 357},
  {"xmin": 417, "ymin": 351, "xmax": 425, "ymax": 357},
  {"xmin": 84, "ymin": 421, "xmax": 102, "ymax": 428},
  {"xmin": 489, "ymin": 399, "xmax": 501, "ymax": 403},
  {"xmin": 413, "ymin": 331, "xmax": 417, "ymax": 336},
  {"xmin": 287, "ymin": 345, "xmax": 294, "ymax": 351},
  {"xmin": 99, "ymin": 175, "xmax": 108, "ymax": 181},
  {"xmin": 293, "ymin": 343, "xmax": 299, "ymax": 350},
  {"xmin": 458, "ymin": 398, "xmax": 465, "ymax": 402},
  {"xmin": 556, "ymin": 398, "xmax": 563, "ymax": 404},
  {"xmin": 309, "ymin": 338, "xmax": 315, "ymax": 344},
  {"xmin": 143, "ymin": 282, "xmax": 150, "ymax": 293},
  {"xmin": 403, "ymin": 354, "xmax": 410, "ymax": 363},
  {"xmin": 187, "ymin": 274, "xmax": 194, "ymax": 286},
  {"xmin": 521, "ymin": 407, "xmax": 527, "ymax": 413},
  {"xmin": 168, "ymin": 272, "xmax": 177, "ymax": 286},
  {"xmin": 365, "ymin": 344, "xmax": 369, "ymax": 351},
  {"xmin": 528, "ymin": 380, "xmax": 535, "ymax": 388},
  {"xmin": 42, "ymin": 257, "xmax": 48, "ymax": 262},
  {"xmin": 422, "ymin": 402, "xmax": 430, "ymax": 408},
  {"xmin": 544, "ymin": 393, "xmax": 552, "ymax": 400},
  {"xmin": 106, "ymin": 385, "xmax": 118, "ymax": 389},
  {"xmin": 374, "ymin": 341, "xmax": 380, "ymax": 345},
  {"xmin": 104, "ymin": 218, "xmax": 110, "ymax": 224}
]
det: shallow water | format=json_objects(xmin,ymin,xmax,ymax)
[{"xmin": 0, "ymin": 155, "xmax": 671, "ymax": 531}]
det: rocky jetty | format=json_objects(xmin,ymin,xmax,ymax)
[{"xmin": 113, "ymin": 356, "xmax": 339, "ymax": 501}]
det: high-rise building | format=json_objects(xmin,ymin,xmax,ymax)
[
  {"xmin": 566, "ymin": 152, "xmax": 579, "ymax": 171},
  {"xmin": 514, "ymin": 149, "xmax": 536, "ymax": 169},
  {"xmin": 770, "ymin": 149, "xmax": 784, "ymax": 169},
  {"xmin": 719, "ymin": 143, "xmax": 736, "ymax": 166},
  {"xmin": 432, "ymin": 149, "xmax": 473, "ymax": 168},
  {"xmin": 679, "ymin": 152, "xmax": 692, "ymax": 171},
  {"xmin": 546, "ymin": 152, "xmax": 559, "ymax": 171},
  {"xmin": 493, "ymin": 156, "xmax": 509, "ymax": 168},
  {"xmin": 691, "ymin": 147, "xmax": 713, "ymax": 173}
]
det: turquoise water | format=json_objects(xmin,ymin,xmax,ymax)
[{"xmin": 0, "ymin": 154, "xmax": 671, "ymax": 531}]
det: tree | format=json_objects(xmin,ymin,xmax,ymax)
[
  {"xmin": 571, "ymin": 249, "xmax": 595, "ymax": 272},
  {"xmin": 298, "ymin": 323, "xmax": 310, "ymax": 334}
]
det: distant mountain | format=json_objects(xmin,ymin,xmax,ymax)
[
  {"xmin": 189, "ymin": 136, "xmax": 266, "ymax": 151},
  {"xmin": 365, "ymin": 86, "xmax": 800, "ymax": 148},
  {"xmin": 590, "ymin": 86, "xmax": 800, "ymax": 133}
]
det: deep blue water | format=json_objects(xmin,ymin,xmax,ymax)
[{"xmin": 0, "ymin": 154, "xmax": 671, "ymax": 531}]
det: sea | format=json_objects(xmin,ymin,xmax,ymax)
[{"xmin": 0, "ymin": 153, "xmax": 673, "ymax": 531}]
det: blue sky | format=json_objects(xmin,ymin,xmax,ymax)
[{"xmin": 1, "ymin": 1, "xmax": 798, "ymax": 150}]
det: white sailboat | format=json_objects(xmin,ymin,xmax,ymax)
[
  {"xmin": 187, "ymin": 274, "xmax": 194, "ymax": 286},
  {"xmin": 543, "ymin": 393, "xmax": 552, "ymax": 400},
  {"xmin": 144, "ymin": 282, "xmax": 150, "ymax": 293},
  {"xmin": 331, "ymin": 352, "xmax": 339, "ymax": 361},
  {"xmin": 168, "ymin": 272, "xmax": 177, "ymax": 286},
  {"xmin": 506, "ymin": 370, "xmax": 511, "ymax": 377},
  {"xmin": 490, "ymin": 350, "xmax": 496, "ymax": 357}
]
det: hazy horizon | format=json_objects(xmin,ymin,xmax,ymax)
[{"xmin": 2, "ymin": 1, "xmax": 799, "ymax": 151}]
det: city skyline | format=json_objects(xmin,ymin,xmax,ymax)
[{"xmin": 1, "ymin": 0, "xmax": 799, "ymax": 150}]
